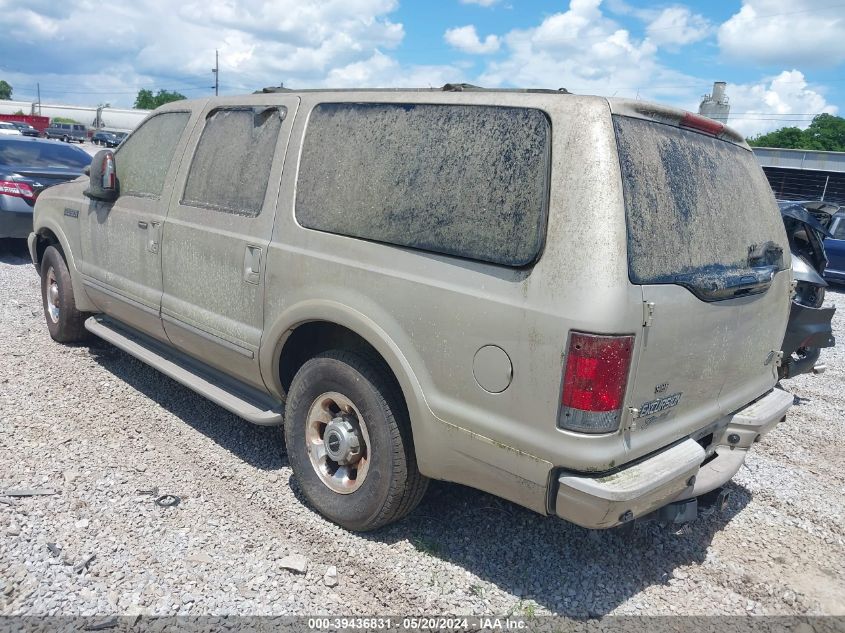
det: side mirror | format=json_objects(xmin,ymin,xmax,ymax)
[{"xmin": 84, "ymin": 150, "xmax": 118, "ymax": 202}]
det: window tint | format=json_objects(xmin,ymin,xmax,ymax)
[
  {"xmin": 182, "ymin": 107, "xmax": 284, "ymax": 217},
  {"xmin": 0, "ymin": 139, "xmax": 91, "ymax": 169},
  {"xmin": 295, "ymin": 103, "xmax": 550, "ymax": 267},
  {"xmin": 834, "ymin": 218, "xmax": 845, "ymax": 240},
  {"xmin": 116, "ymin": 112, "xmax": 190, "ymax": 198}
]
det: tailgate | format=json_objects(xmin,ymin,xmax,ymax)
[{"xmin": 613, "ymin": 112, "xmax": 790, "ymax": 443}]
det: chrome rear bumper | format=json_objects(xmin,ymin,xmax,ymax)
[{"xmin": 555, "ymin": 388, "xmax": 794, "ymax": 528}]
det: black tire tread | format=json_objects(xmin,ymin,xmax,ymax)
[
  {"xmin": 287, "ymin": 349, "xmax": 428, "ymax": 530},
  {"xmin": 41, "ymin": 245, "xmax": 88, "ymax": 343}
]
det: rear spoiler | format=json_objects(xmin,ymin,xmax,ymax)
[{"xmin": 607, "ymin": 98, "xmax": 748, "ymax": 149}]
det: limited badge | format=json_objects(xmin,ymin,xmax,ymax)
[{"xmin": 63, "ymin": 207, "xmax": 79, "ymax": 218}]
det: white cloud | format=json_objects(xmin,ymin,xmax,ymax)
[
  {"xmin": 460, "ymin": 0, "xmax": 500, "ymax": 6},
  {"xmin": 476, "ymin": 0, "xmax": 700, "ymax": 102},
  {"xmin": 324, "ymin": 51, "xmax": 461, "ymax": 88},
  {"xmin": 444, "ymin": 25, "xmax": 501, "ymax": 54},
  {"xmin": 725, "ymin": 70, "xmax": 838, "ymax": 137},
  {"xmin": 646, "ymin": 7, "xmax": 711, "ymax": 47},
  {"xmin": 718, "ymin": 0, "xmax": 845, "ymax": 66},
  {"xmin": 0, "ymin": 0, "xmax": 410, "ymax": 105}
]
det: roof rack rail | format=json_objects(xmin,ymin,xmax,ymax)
[{"xmin": 441, "ymin": 83, "xmax": 571, "ymax": 94}]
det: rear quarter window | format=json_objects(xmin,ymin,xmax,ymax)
[{"xmin": 295, "ymin": 103, "xmax": 551, "ymax": 267}]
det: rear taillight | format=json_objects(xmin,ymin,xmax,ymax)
[
  {"xmin": 558, "ymin": 332, "xmax": 634, "ymax": 434},
  {"xmin": 0, "ymin": 180, "xmax": 35, "ymax": 200},
  {"xmin": 680, "ymin": 112, "xmax": 724, "ymax": 137}
]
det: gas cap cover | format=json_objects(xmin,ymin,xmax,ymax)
[{"xmin": 473, "ymin": 345, "xmax": 513, "ymax": 393}]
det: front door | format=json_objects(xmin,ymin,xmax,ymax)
[
  {"xmin": 160, "ymin": 97, "xmax": 299, "ymax": 390},
  {"xmin": 79, "ymin": 110, "xmax": 196, "ymax": 340}
]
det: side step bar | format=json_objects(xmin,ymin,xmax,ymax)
[{"xmin": 84, "ymin": 316, "xmax": 284, "ymax": 426}]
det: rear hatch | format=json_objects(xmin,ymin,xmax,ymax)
[{"xmin": 611, "ymin": 103, "xmax": 790, "ymax": 447}]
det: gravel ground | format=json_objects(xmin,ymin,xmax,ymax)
[{"xmin": 1, "ymin": 238, "xmax": 844, "ymax": 617}]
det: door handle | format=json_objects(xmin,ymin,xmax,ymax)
[
  {"xmin": 138, "ymin": 221, "xmax": 148, "ymax": 229},
  {"xmin": 244, "ymin": 245, "xmax": 262, "ymax": 285}
]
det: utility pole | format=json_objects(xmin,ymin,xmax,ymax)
[
  {"xmin": 211, "ymin": 50, "xmax": 219, "ymax": 96},
  {"xmin": 37, "ymin": 82, "xmax": 41, "ymax": 115}
]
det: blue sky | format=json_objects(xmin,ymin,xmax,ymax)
[{"xmin": 0, "ymin": 0, "xmax": 843, "ymax": 136}]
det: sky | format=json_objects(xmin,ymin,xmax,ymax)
[{"xmin": 0, "ymin": 0, "xmax": 843, "ymax": 137}]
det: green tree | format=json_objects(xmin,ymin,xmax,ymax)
[
  {"xmin": 748, "ymin": 114, "xmax": 845, "ymax": 151},
  {"xmin": 802, "ymin": 113, "xmax": 845, "ymax": 152},
  {"xmin": 52, "ymin": 117, "xmax": 79, "ymax": 124},
  {"xmin": 748, "ymin": 126, "xmax": 806, "ymax": 149},
  {"xmin": 133, "ymin": 89, "xmax": 186, "ymax": 109},
  {"xmin": 0, "ymin": 80, "xmax": 12, "ymax": 100}
]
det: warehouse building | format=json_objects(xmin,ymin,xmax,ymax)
[{"xmin": 754, "ymin": 147, "xmax": 845, "ymax": 206}]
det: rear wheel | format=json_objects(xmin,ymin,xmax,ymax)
[
  {"xmin": 40, "ymin": 245, "xmax": 88, "ymax": 343},
  {"xmin": 284, "ymin": 350, "xmax": 427, "ymax": 531}
]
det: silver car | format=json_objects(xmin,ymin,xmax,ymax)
[{"xmin": 28, "ymin": 89, "xmax": 793, "ymax": 531}]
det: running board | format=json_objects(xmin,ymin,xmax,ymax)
[{"xmin": 84, "ymin": 316, "xmax": 284, "ymax": 426}]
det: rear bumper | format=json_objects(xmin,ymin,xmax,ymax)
[
  {"xmin": 554, "ymin": 388, "xmax": 794, "ymax": 528},
  {"xmin": 0, "ymin": 208, "xmax": 34, "ymax": 239}
]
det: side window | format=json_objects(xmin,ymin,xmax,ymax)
[
  {"xmin": 834, "ymin": 218, "xmax": 845, "ymax": 240},
  {"xmin": 295, "ymin": 103, "xmax": 551, "ymax": 267},
  {"xmin": 182, "ymin": 107, "xmax": 284, "ymax": 217},
  {"xmin": 115, "ymin": 112, "xmax": 191, "ymax": 198}
]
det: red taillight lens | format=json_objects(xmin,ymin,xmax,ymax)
[
  {"xmin": 680, "ymin": 112, "xmax": 724, "ymax": 137},
  {"xmin": 559, "ymin": 332, "xmax": 634, "ymax": 434},
  {"xmin": 0, "ymin": 180, "xmax": 35, "ymax": 200}
]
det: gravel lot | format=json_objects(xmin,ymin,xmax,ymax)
[{"xmin": 1, "ymin": 238, "xmax": 844, "ymax": 617}]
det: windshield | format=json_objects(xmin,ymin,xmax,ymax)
[
  {"xmin": 614, "ymin": 115, "xmax": 787, "ymax": 295},
  {"xmin": 0, "ymin": 139, "xmax": 92, "ymax": 169}
]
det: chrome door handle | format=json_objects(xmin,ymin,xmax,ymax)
[{"xmin": 138, "ymin": 221, "xmax": 148, "ymax": 229}]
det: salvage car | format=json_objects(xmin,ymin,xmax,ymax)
[
  {"xmin": 0, "ymin": 122, "xmax": 23, "ymax": 136},
  {"xmin": 824, "ymin": 210, "xmax": 845, "ymax": 283},
  {"xmin": 0, "ymin": 137, "xmax": 91, "ymax": 239},
  {"xmin": 28, "ymin": 88, "xmax": 794, "ymax": 531},
  {"xmin": 8, "ymin": 121, "xmax": 41, "ymax": 137},
  {"xmin": 91, "ymin": 130, "xmax": 121, "ymax": 147}
]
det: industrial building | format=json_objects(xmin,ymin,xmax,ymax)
[
  {"xmin": 754, "ymin": 147, "xmax": 845, "ymax": 206},
  {"xmin": 0, "ymin": 100, "xmax": 149, "ymax": 132}
]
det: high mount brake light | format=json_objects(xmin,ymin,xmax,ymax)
[
  {"xmin": 558, "ymin": 332, "xmax": 634, "ymax": 434},
  {"xmin": 680, "ymin": 112, "xmax": 724, "ymax": 137},
  {"xmin": 0, "ymin": 180, "xmax": 35, "ymax": 200}
]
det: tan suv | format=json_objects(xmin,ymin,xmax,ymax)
[{"xmin": 28, "ymin": 88, "xmax": 794, "ymax": 531}]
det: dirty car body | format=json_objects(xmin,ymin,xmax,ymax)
[{"xmin": 29, "ymin": 90, "xmax": 793, "ymax": 531}]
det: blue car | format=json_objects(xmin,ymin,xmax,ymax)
[{"xmin": 825, "ymin": 211, "xmax": 845, "ymax": 283}]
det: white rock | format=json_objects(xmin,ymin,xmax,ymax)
[
  {"xmin": 279, "ymin": 554, "xmax": 308, "ymax": 574},
  {"xmin": 323, "ymin": 566, "xmax": 338, "ymax": 587}
]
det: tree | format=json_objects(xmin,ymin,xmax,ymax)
[
  {"xmin": 748, "ymin": 114, "xmax": 845, "ymax": 152},
  {"xmin": 134, "ymin": 89, "xmax": 186, "ymax": 110},
  {"xmin": 747, "ymin": 126, "xmax": 806, "ymax": 149},
  {"xmin": 0, "ymin": 80, "xmax": 12, "ymax": 100},
  {"xmin": 52, "ymin": 117, "xmax": 79, "ymax": 124}
]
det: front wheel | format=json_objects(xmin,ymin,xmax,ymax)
[
  {"xmin": 284, "ymin": 350, "xmax": 428, "ymax": 531},
  {"xmin": 40, "ymin": 245, "xmax": 88, "ymax": 343}
]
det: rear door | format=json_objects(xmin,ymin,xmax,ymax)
[
  {"xmin": 160, "ymin": 97, "xmax": 298, "ymax": 390},
  {"xmin": 613, "ymin": 113, "xmax": 790, "ymax": 446}
]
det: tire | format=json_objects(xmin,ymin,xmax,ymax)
[
  {"xmin": 61, "ymin": 135, "xmax": 68, "ymax": 143},
  {"xmin": 40, "ymin": 245, "xmax": 88, "ymax": 343},
  {"xmin": 284, "ymin": 350, "xmax": 428, "ymax": 531}
]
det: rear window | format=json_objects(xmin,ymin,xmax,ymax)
[
  {"xmin": 0, "ymin": 139, "xmax": 91, "ymax": 170},
  {"xmin": 614, "ymin": 116, "xmax": 786, "ymax": 290},
  {"xmin": 295, "ymin": 103, "xmax": 551, "ymax": 267}
]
